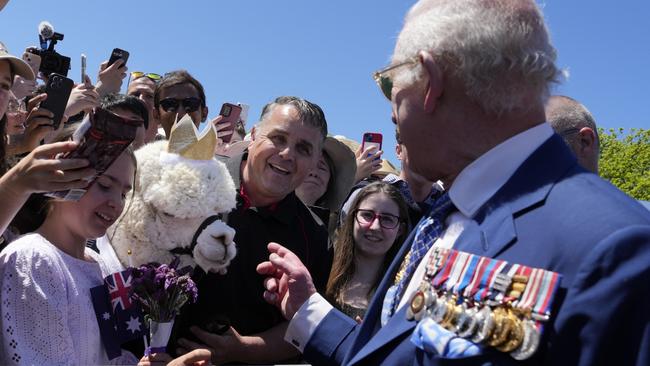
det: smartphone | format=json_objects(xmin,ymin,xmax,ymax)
[
  {"xmin": 107, "ymin": 48, "xmax": 129, "ymax": 68},
  {"xmin": 217, "ymin": 103, "xmax": 242, "ymax": 143},
  {"xmin": 40, "ymin": 73, "xmax": 74, "ymax": 129},
  {"xmin": 45, "ymin": 108, "xmax": 141, "ymax": 201},
  {"xmin": 361, "ymin": 132, "xmax": 383, "ymax": 157},
  {"xmin": 22, "ymin": 51, "xmax": 41, "ymax": 77},
  {"xmin": 80, "ymin": 53, "xmax": 87, "ymax": 83}
]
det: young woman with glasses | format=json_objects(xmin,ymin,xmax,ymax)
[{"xmin": 326, "ymin": 181, "xmax": 411, "ymax": 322}]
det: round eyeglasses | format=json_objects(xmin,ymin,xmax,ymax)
[{"xmin": 354, "ymin": 209, "xmax": 401, "ymax": 229}]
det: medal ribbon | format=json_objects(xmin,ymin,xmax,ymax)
[
  {"xmin": 489, "ymin": 263, "xmax": 513, "ymax": 302},
  {"xmin": 464, "ymin": 256, "xmax": 490, "ymax": 299},
  {"xmin": 453, "ymin": 253, "xmax": 480, "ymax": 296},
  {"xmin": 445, "ymin": 252, "xmax": 471, "ymax": 292},
  {"xmin": 432, "ymin": 250, "xmax": 458, "ymax": 289},
  {"xmin": 476, "ymin": 259, "xmax": 506, "ymax": 302},
  {"xmin": 534, "ymin": 270, "xmax": 561, "ymax": 317},
  {"xmin": 494, "ymin": 263, "xmax": 521, "ymax": 303},
  {"xmin": 517, "ymin": 268, "xmax": 543, "ymax": 310}
]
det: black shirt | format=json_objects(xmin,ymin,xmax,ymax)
[{"xmin": 172, "ymin": 152, "xmax": 332, "ymax": 342}]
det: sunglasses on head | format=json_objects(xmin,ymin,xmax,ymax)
[
  {"xmin": 159, "ymin": 97, "xmax": 202, "ymax": 113},
  {"xmin": 131, "ymin": 71, "xmax": 162, "ymax": 82},
  {"xmin": 372, "ymin": 56, "xmax": 420, "ymax": 101}
]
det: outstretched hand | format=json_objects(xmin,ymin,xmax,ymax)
[
  {"xmin": 256, "ymin": 242, "xmax": 317, "ymax": 320},
  {"xmin": 3, "ymin": 141, "xmax": 95, "ymax": 195}
]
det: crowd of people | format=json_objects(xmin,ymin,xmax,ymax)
[{"xmin": 1, "ymin": 0, "xmax": 649, "ymax": 365}]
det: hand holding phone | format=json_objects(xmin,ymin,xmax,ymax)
[
  {"xmin": 107, "ymin": 48, "xmax": 129, "ymax": 68},
  {"xmin": 81, "ymin": 53, "xmax": 87, "ymax": 84},
  {"xmin": 215, "ymin": 103, "xmax": 242, "ymax": 144},
  {"xmin": 22, "ymin": 51, "xmax": 41, "ymax": 77},
  {"xmin": 362, "ymin": 132, "xmax": 383, "ymax": 158},
  {"xmin": 40, "ymin": 73, "xmax": 74, "ymax": 129},
  {"xmin": 45, "ymin": 107, "xmax": 142, "ymax": 201}
]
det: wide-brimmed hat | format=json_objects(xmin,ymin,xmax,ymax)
[
  {"xmin": 0, "ymin": 42, "xmax": 35, "ymax": 80},
  {"xmin": 374, "ymin": 159, "xmax": 400, "ymax": 178},
  {"xmin": 318, "ymin": 136, "xmax": 357, "ymax": 212}
]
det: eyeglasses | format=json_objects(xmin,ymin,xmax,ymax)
[
  {"xmin": 131, "ymin": 71, "xmax": 162, "ymax": 82},
  {"xmin": 159, "ymin": 97, "xmax": 202, "ymax": 113},
  {"xmin": 372, "ymin": 56, "xmax": 420, "ymax": 101},
  {"xmin": 558, "ymin": 128, "xmax": 581, "ymax": 137},
  {"xmin": 354, "ymin": 209, "xmax": 401, "ymax": 229}
]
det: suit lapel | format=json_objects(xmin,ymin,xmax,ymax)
[
  {"xmin": 456, "ymin": 135, "xmax": 578, "ymax": 257},
  {"xmin": 349, "ymin": 305, "xmax": 415, "ymax": 365}
]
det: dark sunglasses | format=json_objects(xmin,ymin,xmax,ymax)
[
  {"xmin": 372, "ymin": 56, "xmax": 420, "ymax": 101},
  {"xmin": 159, "ymin": 97, "xmax": 202, "ymax": 113}
]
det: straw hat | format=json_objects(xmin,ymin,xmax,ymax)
[
  {"xmin": 0, "ymin": 42, "xmax": 35, "ymax": 80},
  {"xmin": 317, "ymin": 136, "xmax": 357, "ymax": 212},
  {"xmin": 374, "ymin": 159, "xmax": 400, "ymax": 178}
]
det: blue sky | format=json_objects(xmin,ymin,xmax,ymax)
[{"xmin": 2, "ymin": 1, "xmax": 648, "ymax": 165}]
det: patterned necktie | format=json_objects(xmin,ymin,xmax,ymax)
[{"xmin": 381, "ymin": 192, "xmax": 454, "ymax": 324}]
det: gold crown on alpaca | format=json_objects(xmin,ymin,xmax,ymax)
[{"xmin": 167, "ymin": 114, "xmax": 216, "ymax": 160}]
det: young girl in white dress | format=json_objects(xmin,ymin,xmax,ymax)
[{"xmin": 0, "ymin": 148, "xmax": 138, "ymax": 365}]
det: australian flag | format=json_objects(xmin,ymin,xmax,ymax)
[{"xmin": 91, "ymin": 269, "xmax": 147, "ymax": 360}]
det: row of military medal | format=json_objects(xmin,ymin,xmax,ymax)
[{"xmin": 405, "ymin": 248, "xmax": 561, "ymax": 360}]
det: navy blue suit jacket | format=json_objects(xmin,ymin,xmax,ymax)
[{"xmin": 304, "ymin": 135, "xmax": 650, "ymax": 365}]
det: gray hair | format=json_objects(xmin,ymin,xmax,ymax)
[
  {"xmin": 546, "ymin": 95, "xmax": 599, "ymax": 145},
  {"xmin": 259, "ymin": 96, "xmax": 328, "ymax": 141},
  {"xmin": 394, "ymin": 0, "xmax": 564, "ymax": 115}
]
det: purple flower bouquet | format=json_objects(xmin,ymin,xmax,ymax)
[{"xmin": 130, "ymin": 257, "xmax": 198, "ymax": 354}]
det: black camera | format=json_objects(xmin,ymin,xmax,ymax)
[{"xmin": 36, "ymin": 23, "xmax": 70, "ymax": 77}]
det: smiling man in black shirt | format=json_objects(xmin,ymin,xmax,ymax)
[{"xmin": 172, "ymin": 96, "xmax": 332, "ymax": 364}]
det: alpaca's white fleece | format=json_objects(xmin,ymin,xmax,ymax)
[{"xmin": 108, "ymin": 141, "xmax": 238, "ymax": 271}]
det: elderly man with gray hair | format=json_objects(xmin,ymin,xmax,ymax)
[
  {"xmin": 546, "ymin": 95, "xmax": 600, "ymax": 174},
  {"xmin": 257, "ymin": 1, "xmax": 650, "ymax": 365}
]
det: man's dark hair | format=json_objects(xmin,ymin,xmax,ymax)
[
  {"xmin": 154, "ymin": 70, "xmax": 207, "ymax": 109},
  {"xmin": 101, "ymin": 93, "xmax": 149, "ymax": 129},
  {"xmin": 259, "ymin": 96, "xmax": 328, "ymax": 141}
]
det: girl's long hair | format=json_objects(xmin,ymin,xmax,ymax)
[{"xmin": 325, "ymin": 181, "xmax": 411, "ymax": 306}]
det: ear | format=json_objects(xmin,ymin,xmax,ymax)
[
  {"xmin": 578, "ymin": 127, "xmax": 597, "ymax": 152},
  {"xmin": 395, "ymin": 144, "xmax": 403, "ymax": 160},
  {"xmin": 419, "ymin": 51, "xmax": 444, "ymax": 113},
  {"xmin": 201, "ymin": 105, "xmax": 209, "ymax": 123},
  {"xmin": 250, "ymin": 126, "xmax": 257, "ymax": 141}
]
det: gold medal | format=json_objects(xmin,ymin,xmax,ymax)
[
  {"xmin": 496, "ymin": 310, "xmax": 524, "ymax": 352},
  {"xmin": 488, "ymin": 307, "xmax": 514, "ymax": 347},
  {"xmin": 406, "ymin": 290, "xmax": 425, "ymax": 320},
  {"xmin": 440, "ymin": 297, "xmax": 460, "ymax": 329}
]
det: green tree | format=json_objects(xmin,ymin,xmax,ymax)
[{"xmin": 598, "ymin": 128, "xmax": 650, "ymax": 201}]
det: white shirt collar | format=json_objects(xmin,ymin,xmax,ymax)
[{"xmin": 449, "ymin": 122, "xmax": 554, "ymax": 218}]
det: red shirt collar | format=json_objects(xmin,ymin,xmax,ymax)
[{"xmin": 239, "ymin": 184, "xmax": 279, "ymax": 211}]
